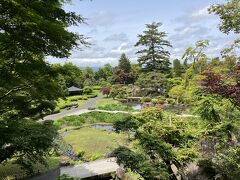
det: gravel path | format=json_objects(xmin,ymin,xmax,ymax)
[
  {"xmin": 60, "ymin": 158, "xmax": 119, "ymax": 179},
  {"xmin": 43, "ymin": 95, "xmax": 104, "ymax": 121}
]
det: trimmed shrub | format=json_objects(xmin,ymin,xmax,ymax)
[{"xmin": 83, "ymin": 86, "xmax": 93, "ymax": 95}]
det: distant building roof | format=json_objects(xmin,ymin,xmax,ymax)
[{"xmin": 68, "ymin": 86, "xmax": 82, "ymax": 92}]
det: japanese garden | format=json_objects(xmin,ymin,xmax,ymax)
[{"xmin": 0, "ymin": 0, "xmax": 240, "ymax": 180}]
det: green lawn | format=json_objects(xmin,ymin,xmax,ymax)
[
  {"xmin": 0, "ymin": 156, "xmax": 60, "ymax": 180},
  {"xmin": 62, "ymin": 127, "xmax": 128, "ymax": 161}
]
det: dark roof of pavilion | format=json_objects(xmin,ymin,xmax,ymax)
[{"xmin": 68, "ymin": 86, "xmax": 82, "ymax": 92}]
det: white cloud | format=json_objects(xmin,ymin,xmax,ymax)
[
  {"xmin": 170, "ymin": 25, "xmax": 210, "ymax": 42},
  {"xmin": 191, "ymin": 6, "xmax": 210, "ymax": 18}
]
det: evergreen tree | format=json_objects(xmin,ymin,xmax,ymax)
[
  {"xmin": 118, "ymin": 53, "xmax": 131, "ymax": 73},
  {"xmin": 173, "ymin": 59, "xmax": 183, "ymax": 77},
  {"xmin": 135, "ymin": 22, "xmax": 172, "ymax": 72}
]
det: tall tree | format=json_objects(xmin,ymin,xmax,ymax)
[
  {"xmin": 135, "ymin": 22, "xmax": 172, "ymax": 72},
  {"xmin": 0, "ymin": 0, "xmax": 87, "ymax": 171},
  {"xmin": 118, "ymin": 53, "xmax": 131, "ymax": 73}
]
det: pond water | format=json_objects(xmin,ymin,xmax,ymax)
[
  {"xmin": 124, "ymin": 103, "xmax": 142, "ymax": 110},
  {"xmin": 131, "ymin": 104, "xmax": 142, "ymax": 110},
  {"xmin": 89, "ymin": 124, "xmax": 115, "ymax": 132}
]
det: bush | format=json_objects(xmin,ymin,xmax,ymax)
[
  {"xmin": 76, "ymin": 149, "xmax": 85, "ymax": 158},
  {"xmin": 83, "ymin": 86, "xmax": 93, "ymax": 95},
  {"xmin": 60, "ymin": 156, "xmax": 75, "ymax": 166},
  {"xmin": 166, "ymin": 98, "xmax": 175, "ymax": 105},
  {"xmin": 61, "ymin": 102, "xmax": 78, "ymax": 109},
  {"xmin": 53, "ymin": 107, "xmax": 60, "ymax": 114},
  {"xmin": 157, "ymin": 96, "xmax": 166, "ymax": 104},
  {"xmin": 151, "ymin": 98, "xmax": 158, "ymax": 105},
  {"xmin": 68, "ymin": 95, "xmax": 88, "ymax": 101}
]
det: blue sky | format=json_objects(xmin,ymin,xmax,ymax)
[{"xmin": 48, "ymin": 0, "xmax": 238, "ymax": 67}]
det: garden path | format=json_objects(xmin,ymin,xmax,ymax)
[{"xmin": 60, "ymin": 158, "xmax": 119, "ymax": 179}]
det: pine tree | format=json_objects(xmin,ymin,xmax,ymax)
[
  {"xmin": 118, "ymin": 53, "xmax": 131, "ymax": 73},
  {"xmin": 135, "ymin": 22, "xmax": 172, "ymax": 72}
]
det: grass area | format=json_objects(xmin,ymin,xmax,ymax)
[
  {"xmin": 0, "ymin": 156, "xmax": 60, "ymax": 180},
  {"xmin": 54, "ymin": 111, "xmax": 129, "ymax": 128},
  {"xmin": 61, "ymin": 127, "xmax": 128, "ymax": 161},
  {"xmin": 96, "ymin": 98, "xmax": 133, "ymax": 112}
]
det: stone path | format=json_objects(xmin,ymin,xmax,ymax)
[{"xmin": 60, "ymin": 158, "xmax": 119, "ymax": 179}]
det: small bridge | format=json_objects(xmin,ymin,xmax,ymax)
[{"xmin": 60, "ymin": 158, "xmax": 120, "ymax": 179}]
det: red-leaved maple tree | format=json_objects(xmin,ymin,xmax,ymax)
[{"xmin": 201, "ymin": 63, "xmax": 240, "ymax": 107}]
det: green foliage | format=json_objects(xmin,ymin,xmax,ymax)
[
  {"xmin": 0, "ymin": 156, "xmax": 60, "ymax": 179},
  {"xmin": 0, "ymin": 119, "xmax": 58, "ymax": 173},
  {"xmin": 113, "ymin": 115, "xmax": 138, "ymax": 135},
  {"xmin": 110, "ymin": 85, "xmax": 128, "ymax": 99},
  {"xmin": 94, "ymin": 64, "xmax": 113, "ymax": 81},
  {"xmin": 83, "ymin": 67, "xmax": 96, "ymax": 86},
  {"xmin": 136, "ymin": 72, "xmax": 168, "ymax": 96},
  {"xmin": 113, "ymin": 108, "xmax": 203, "ymax": 179},
  {"xmin": 119, "ymin": 53, "xmax": 132, "ymax": 73},
  {"xmin": 142, "ymin": 97, "xmax": 152, "ymax": 103},
  {"xmin": 113, "ymin": 147, "xmax": 169, "ymax": 180},
  {"xmin": 0, "ymin": 0, "xmax": 88, "ymax": 170},
  {"xmin": 168, "ymin": 85, "xmax": 185, "ymax": 104},
  {"xmin": 60, "ymin": 62, "xmax": 84, "ymax": 87},
  {"xmin": 135, "ymin": 22, "xmax": 172, "ymax": 72},
  {"xmin": 209, "ymin": 0, "xmax": 240, "ymax": 34},
  {"xmin": 55, "ymin": 112, "xmax": 129, "ymax": 127},
  {"xmin": 212, "ymin": 145, "xmax": 240, "ymax": 180},
  {"xmin": 194, "ymin": 96, "xmax": 221, "ymax": 122},
  {"xmin": 173, "ymin": 59, "xmax": 184, "ymax": 77},
  {"xmin": 86, "ymin": 153, "xmax": 102, "ymax": 161},
  {"xmin": 83, "ymin": 86, "xmax": 93, "ymax": 95},
  {"xmin": 97, "ymin": 103, "xmax": 133, "ymax": 111},
  {"xmin": 76, "ymin": 149, "xmax": 85, "ymax": 158},
  {"xmin": 182, "ymin": 40, "xmax": 209, "ymax": 68}
]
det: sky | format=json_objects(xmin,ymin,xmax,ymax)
[{"xmin": 48, "ymin": 0, "xmax": 238, "ymax": 67}]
